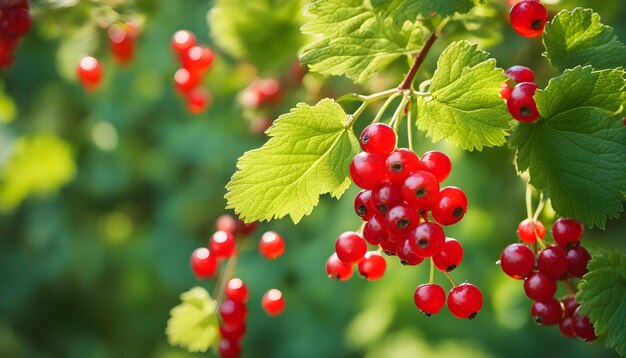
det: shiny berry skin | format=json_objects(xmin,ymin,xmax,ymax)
[
  {"xmin": 507, "ymin": 82, "xmax": 539, "ymax": 122},
  {"xmin": 524, "ymin": 271, "xmax": 557, "ymax": 301},
  {"xmin": 401, "ymin": 171, "xmax": 439, "ymax": 209},
  {"xmin": 190, "ymin": 247, "xmax": 218, "ymax": 279},
  {"xmin": 77, "ymin": 56, "xmax": 103, "ymax": 90},
  {"xmin": 420, "ymin": 151, "xmax": 451, "ymax": 182},
  {"xmin": 171, "ymin": 30, "xmax": 196, "ymax": 56},
  {"xmin": 363, "ymin": 215, "xmax": 387, "ymax": 245},
  {"xmin": 350, "ymin": 152, "xmax": 387, "ymax": 189},
  {"xmin": 219, "ymin": 322, "xmax": 246, "ymax": 341},
  {"xmin": 566, "ymin": 246, "xmax": 591, "ymax": 278},
  {"xmin": 447, "ymin": 283, "xmax": 483, "ymax": 319},
  {"xmin": 225, "ymin": 278, "xmax": 249, "ymax": 304},
  {"xmin": 326, "ymin": 252, "xmax": 353, "ymax": 280},
  {"xmin": 531, "ymin": 298, "xmax": 563, "ymax": 326},
  {"xmin": 431, "ymin": 186, "xmax": 467, "ymax": 226},
  {"xmin": 572, "ymin": 307, "xmax": 597, "ymax": 342},
  {"xmin": 186, "ymin": 88, "xmax": 211, "ymax": 114},
  {"xmin": 517, "ymin": 218, "xmax": 546, "ymax": 244},
  {"xmin": 386, "ymin": 204, "xmax": 419, "ymax": 234},
  {"xmin": 182, "ymin": 45, "xmax": 215, "ymax": 73},
  {"xmin": 552, "ymin": 218, "xmax": 584, "ymax": 248},
  {"xmin": 108, "ymin": 24, "xmax": 136, "ymax": 65},
  {"xmin": 433, "ymin": 237, "xmax": 463, "ymax": 272},
  {"xmin": 385, "ymin": 148, "xmax": 420, "ymax": 184},
  {"xmin": 509, "ymin": 0, "xmax": 547, "ymax": 38},
  {"xmin": 358, "ymin": 251, "xmax": 386, "ymax": 280},
  {"xmin": 505, "ymin": 65, "xmax": 535, "ymax": 84},
  {"xmin": 209, "ymin": 230, "xmax": 236, "ymax": 258},
  {"xmin": 335, "ymin": 231, "xmax": 367, "ymax": 264},
  {"xmin": 262, "ymin": 289, "xmax": 285, "ymax": 317},
  {"xmin": 219, "ymin": 299, "xmax": 247, "ymax": 326},
  {"xmin": 408, "ymin": 222, "xmax": 445, "ymax": 258},
  {"xmin": 379, "ymin": 238, "xmax": 397, "ymax": 256},
  {"xmin": 354, "ymin": 190, "xmax": 374, "ymax": 221},
  {"xmin": 218, "ymin": 338, "xmax": 241, "ymax": 358},
  {"xmin": 500, "ymin": 243, "xmax": 535, "ymax": 279},
  {"xmin": 3, "ymin": 7, "xmax": 31, "ymax": 38},
  {"xmin": 174, "ymin": 68, "xmax": 200, "ymax": 94},
  {"xmin": 500, "ymin": 84, "xmax": 512, "ymax": 100},
  {"xmin": 360, "ymin": 123, "xmax": 396, "ymax": 155},
  {"xmin": 372, "ymin": 182, "xmax": 403, "ymax": 215},
  {"xmin": 414, "ymin": 284, "xmax": 446, "ymax": 316},
  {"xmin": 537, "ymin": 245, "xmax": 568, "ymax": 279},
  {"xmin": 559, "ymin": 316, "xmax": 575, "ymax": 338},
  {"xmin": 396, "ymin": 239, "xmax": 423, "ymax": 266},
  {"xmin": 562, "ymin": 297, "xmax": 580, "ymax": 317},
  {"xmin": 259, "ymin": 231, "xmax": 285, "ymax": 259}
]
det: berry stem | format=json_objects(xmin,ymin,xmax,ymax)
[
  {"xmin": 525, "ymin": 183, "xmax": 533, "ymax": 221},
  {"xmin": 443, "ymin": 271, "xmax": 458, "ymax": 288},
  {"xmin": 344, "ymin": 89, "xmax": 400, "ymax": 128},
  {"xmin": 532, "ymin": 193, "xmax": 545, "ymax": 222},
  {"xmin": 213, "ymin": 254, "xmax": 239, "ymax": 306},
  {"xmin": 563, "ymin": 279, "xmax": 576, "ymax": 297},
  {"xmin": 389, "ymin": 94, "xmax": 411, "ymax": 131},
  {"xmin": 407, "ymin": 100, "xmax": 414, "ymax": 151},
  {"xmin": 429, "ymin": 258, "xmax": 435, "ymax": 284},
  {"xmin": 372, "ymin": 93, "xmax": 402, "ymax": 124}
]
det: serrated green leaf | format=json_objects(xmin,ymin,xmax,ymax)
[
  {"xmin": 225, "ymin": 98, "xmax": 359, "ymax": 224},
  {"xmin": 300, "ymin": 0, "xmax": 428, "ymax": 83},
  {"xmin": 543, "ymin": 8, "xmax": 626, "ymax": 72},
  {"xmin": 577, "ymin": 249, "xmax": 626, "ymax": 356},
  {"xmin": 371, "ymin": 0, "xmax": 478, "ymax": 25},
  {"xmin": 509, "ymin": 66, "xmax": 626, "ymax": 228},
  {"xmin": 415, "ymin": 41, "xmax": 510, "ymax": 151},
  {"xmin": 166, "ymin": 287, "xmax": 219, "ymax": 353}
]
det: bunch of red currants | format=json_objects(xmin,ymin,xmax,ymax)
[
  {"xmin": 500, "ymin": 65, "xmax": 540, "ymax": 123},
  {"xmin": 0, "ymin": 0, "xmax": 31, "ymax": 68}
]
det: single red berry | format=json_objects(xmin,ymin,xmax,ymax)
[
  {"xmin": 371, "ymin": 182, "xmax": 403, "ymax": 215},
  {"xmin": 385, "ymin": 148, "xmax": 420, "ymax": 184},
  {"xmin": 517, "ymin": 218, "xmax": 546, "ymax": 244},
  {"xmin": 363, "ymin": 215, "xmax": 387, "ymax": 245},
  {"xmin": 524, "ymin": 271, "xmax": 557, "ymax": 301},
  {"xmin": 408, "ymin": 222, "xmax": 445, "ymax": 258},
  {"xmin": 531, "ymin": 298, "xmax": 563, "ymax": 326},
  {"xmin": 433, "ymin": 237, "xmax": 463, "ymax": 272},
  {"xmin": 350, "ymin": 152, "xmax": 387, "ymax": 189},
  {"xmin": 225, "ymin": 278, "xmax": 249, "ymax": 304},
  {"xmin": 420, "ymin": 151, "xmax": 451, "ymax": 182},
  {"xmin": 335, "ymin": 231, "xmax": 367, "ymax": 264},
  {"xmin": 559, "ymin": 316, "xmax": 575, "ymax": 338},
  {"xmin": 360, "ymin": 123, "xmax": 396, "ymax": 155},
  {"xmin": 218, "ymin": 338, "xmax": 242, "ymax": 358},
  {"xmin": 259, "ymin": 231, "xmax": 285, "ymax": 259},
  {"xmin": 174, "ymin": 67, "xmax": 201, "ymax": 94},
  {"xmin": 401, "ymin": 171, "xmax": 439, "ymax": 209},
  {"xmin": 255, "ymin": 78, "xmax": 283, "ymax": 105},
  {"xmin": 358, "ymin": 251, "xmax": 386, "ymax": 280},
  {"xmin": 108, "ymin": 24, "xmax": 136, "ymax": 65},
  {"xmin": 561, "ymin": 297, "xmax": 579, "ymax": 317},
  {"xmin": 3, "ymin": 7, "xmax": 31, "ymax": 38},
  {"xmin": 396, "ymin": 238, "xmax": 423, "ymax": 266},
  {"xmin": 219, "ymin": 299, "xmax": 247, "ymax": 326},
  {"xmin": 186, "ymin": 88, "xmax": 211, "ymax": 114},
  {"xmin": 209, "ymin": 230, "xmax": 236, "ymax": 258},
  {"xmin": 507, "ymin": 82, "xmax": 539, "ymax": 122},
  {"xmin": 431, "ymin": 186, "xmax": 467, "ymax": 226},
  {"xmin": 354, "ymin": 190, "xmax": 375, "ymax": 221},
  {"xmin": 262, "ymin": 289, "xmax": 285, "ymax": 317},
  {"xmin": 566, "ymin": 246, "xmax": 591, "ymax": 278},
  {"xmin": 500, "ymin": 243, "xmax": 535, "ymax": 279},
  {"xmin": 414, "ymin": 284, "xmax": 446, "ymax": 316},
  {"xmin": 552, "ymin": 218, "xmax": 584, "ymax": 248},
  {"xmin": 500, "ymin": 83, "xmax": 512, "ymax": 100},
  {"xmin": 326, "ymin": 252, "xmax": 353, "ymax": 280},
  {"xmin": 77, "ymin": 56, "xmax": 103, "ymax": 91},
  {"xmin": 190, "ymin": 247, "xmax": 218, "ymax": 279},
  {"xmin": 385, "ymin": 204, "xmax": 419, "ymax": 235},
  {"xmin": 216, "ymin": 214, "xmax": 245, "ymax": 235},
  {"xmin": 182, "ymin": 45, "xmax": 215, "ymax": 73},
  {"xmin": 219, "ymin": 322, "xmax": 246, "ymax": 341},
  {"xmin": 505, "ymin": 65, "xmax": 535, "ymax": 84},
  {"xmin": 379, "ymin": 237, "xmax": 397, "ymax": 256},
  {"xmin": 572, "ymin": 307, "xmax": 597, "ymax": 342},
  {"xmin": 171, "ymin": 30, "xmax": 196, "ymax": 56},
  {"xmin": 510, "ymin": 0, "xmax": 547, "ymax": 38},
  {"xmin": 537, "ymin": 245, "xmax": 568, "ymax": 279},
  {"xmin": 447, "ymin": 283, "xmax": 483, "ymax": 319}
]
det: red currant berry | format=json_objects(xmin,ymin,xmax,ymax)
[
  {"xmin": 517, "ymin": 218, "xmax": 546, "ymax": 244},
  {"xmin": 379, "ymin": 238, "xmax": 397, "ymax": 256},
  {"xmin": 225, "ymin": 278, "xmax": 249, "ymax": 304},
  {"xmin": 182, "ymin": 45, "xmax": 215, "ymax": 74},
  {"xmin": 3, "ymin": 7, "xmax": 31, "ymax": 38},
  {"xmin": 108, "ymin": 24, "xmax": 135, "ymax": 65},
  {"xmin": 258, "ymin": 231, "xmax": 285, "ymax": 259},
  {"xmin": 500, "ymin": 84, "xmax": 512, "ymax": 100},
  {"xmin": 174, "ymin": 68, "xmax": 201, "ymax": 94},
  {"xmin": 537, "ymin": 245, "xmax": 568, "ymax": 279},
  {"xmin": 335, "ymin": 231, "xmax": 367, "ymax": 264},
  {"xmin": 77, "ymin": 56, "xmax": 103, "ymax": 91},
  {"xmin": 219, "ymin": 322, "xmax": 246, "ymax": 341},
  {"xmin": 216, "ymin": 214, "xmax": 245, "ymax": 235},
  {"xmin": 371, "ymin": 182, "xmax": 403, "ymax": 215},
  {"xmin": 255, "ymin": 78, "xmax": 283, "ymax": 105},
  {"xmin": 385, "ymin": 204, "xmax": 419, "ymax": 234},
  {"xmin": 431, "ymin": 186, "xmax": 467, "ymax": 226},
  {"xmin": 524, "ymin": 271, "xmax": 557, "ymax": 301},
  {"xmin": 500, "ymin": 243, "xmax": 535, "ymax": 279},
  {"xmin": 420, "ymin": 151, "xmax": 451, "ymax": 182},
  {"xmin": 363, "ymin": 215, "xmax": 387, "ymax": 245},
  {"xmin": 408, "ymin": 222, "xmax": 445, "ymax": 258},
  {"xmin": 190, "ymin": 247, "xmax": 218, "ymax": 279},
  {"xmin": 385, "ymin": 148, "xmax": 420, "ymax": 184},
  {"xmin": 186, "ymin": 88, "xmax": 212, "ymax": 114},
  {"xmin": 559, "ymin": 316, "xmax": 575, "ymax": 338},
  {"xmin": 566, "ymin": 246, "xmax": 591, "ymax": 278},
  {"xmin": 432, "ymin": 237, "xmax": 463, "ymax": 272},
  {"xmin": 505, "ymin": 65, "xmax": 535, "ymax": 84},
  {"xmin": 219, "ymin": 299, "xmax": 247, "ymax": 326},
  {"xmin": 354, "ymin": 189, "xmax": 375, "ymax": 221},
  {"xmin": 414, "ymin": 283, "xmax": 446, "ymax": 316},
  {"xmin": 360, "ymin": 123, "xmax": 396, "ymax": 155},
  {"xmin": 396, "ymin": 239, "xmax": 424, "ymax": 266},
  {"xmin": 572, "ymin": 307, "xmax": 597, "ymax": 342},
  {"xmin": 209, "ymin": 230, "xmax": 236, "ymax": 258},
  {"xmin": 552, "ymin": 218, "xmax": 584, "ymax": 248},
  {"xmin": 262, "ymin": 289, "xmax": 285, "ymax": 317},
  {"xmin": 326, "ymin": 252, "xmax": 353, "ymax": 281},
  {"xmin": 509, "ymin": 0, "xmax": 547, "ymax": 38},
  {"xmin": 350, "ymin": 152, "xmax": 387, "ymax": 189},
  {"xmin": 401, "ymin": 171, "xmax": 439, "ymax": 209},
  {"xmin": 358, "ymin": 251, "xmax": 386, "ymax": 280},
  {"xmin": 171, "ymin": 30, "xmax": 195, "ymax": 56},
  {"xmin": 562, "ymin": 297, "xmax": 579, "ymax": 317},
  {"xmin": 447, "ymin": 283, "xmax": 483, "ymax": 319},
  {"xmin": 531, "ymin": 298, "xmax": 563, "ymax": 326},
  {"xmin": 507, "ymin": 82, "xmax": 539, "ymax": 122},
  {"xmin": 218, "ymin": 338, "xmax": 241, "ymax": 358}
]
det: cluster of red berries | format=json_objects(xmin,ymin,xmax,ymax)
[
  {"xmin": 239, "ymin": 77, "xmax": 284, "ymax": 135},
  {"xmin": 326, "ymin": 122, "xmax": 483, "ymax": 319},
  {"xmin": 0, "ymin": 0, "xmax": 31, "ymax": 68},
  {"xmin": 171, "ymin": 30, "xmax": 215, "ymax": 114},
  {"xmin": 509, "ymin": 0, "xmax": 547, "ymax": 38},
  {"xmin": 500, "ymin": 217, "xmax": 596, "ymax": 341},
  {"xmin": 500, "ymin": 65, "xmax": 540, "ymax": 123}
]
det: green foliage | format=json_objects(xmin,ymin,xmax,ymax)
[
  {"xmin": 0, "ymin": 83, "xmax": 16, "ymax": 123},
  {"xmin": 225, "ymin": 98, "xmax": 359, "ymax": 224},
  {"xmin": 416, "ymin": 41, "xmax": 510, "ymax": 151},
  {"xmin": 300, "ymin": 0, "xmax": 429, "ymax": 83},
  {"xmin": 371, "ymin": 0, "xmax": 478, "ymax": 25},
  {"xmin": 166, "ymin": 287, "xmax": 219, "ymax": 353},
  {"xmin": 577, "ymin": 250, "xmax": 626, "ymax": 356},
  {"xmin": 543, "ymin": 8, "xmax": 626, "ymax": 72},
  {"xmin": 510, "ymin": 66, "xmax": 626, "ymax": 228}
]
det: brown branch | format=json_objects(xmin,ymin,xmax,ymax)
[{"xmin": 398, "ymin": 29, "xmax": 440, "ymax": 90}]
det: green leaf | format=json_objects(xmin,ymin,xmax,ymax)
[
  {"xmin": 371, "ymin": 0, "xmax": 478, "ymax": 25},
  {"xmin": 300, "ymin": 0, "xmax": 428, "ymax": 83},
  {"xmin": 415, "ymin": 41, "xmax": 511, "ymax": 151},
  {"xmin": 225, "ymin": 98, "xmax": 359, "ymax": 223},
  {"xmin": 577, "ymin": 249, "xmax": 626, "ymax": 356},
  {"xmin": 166, "ymin": 287, "xmax": 219, "ymax": 353},
  {"xmin": 543, "ymin": 8, "xmax": 626, "ymax": 72},
  {"xmin": 509, "ymin": 66, "xmax": 626, "ymax": 228}
]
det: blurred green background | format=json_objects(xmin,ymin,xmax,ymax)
[{"xmin": 1, "ymin": 0, "xmax": 625, "ymax": 357}]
